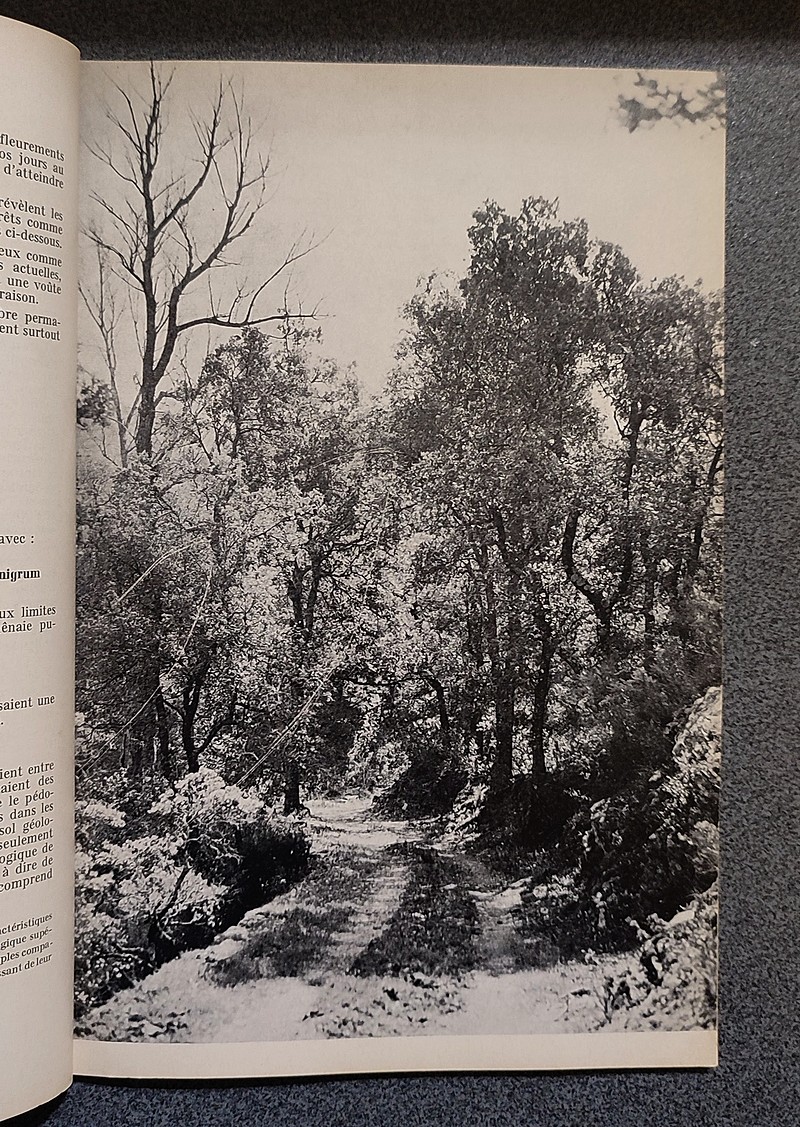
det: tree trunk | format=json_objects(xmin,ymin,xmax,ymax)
[
  {"xmin": 107, "ymin": 376, "xmax": 129, "ymax": 468},
  {"xmin": 182, "ymin": 714, "xmax": 199, "ymax": 774},
  {"xmin": 283, "ymin": 760, "xmax": 302, "ymax": 814},
  {"xmin": 530, "ymin": 628, "xmax": 554, "ymax": 779},
  {"xmin": 640, "ymin": 530, "xmax": 657, "ymax": 666},
  {"xmin": 492, "ymin": 669, "xmax": 515, "ymax": 792},
  {"xmin": 133, "ymin": 375, "xmax": 153, "ymax": 453},
  {"xmin": 421, "ymin": 671, "xmax": 452, "ymax": 760},
  {"xmin": 127, "ymin": 657, "xmax": 161, "ymax": 785},
  {"xmin": 181, "ymin": 664, "xmax": 207, "ymax": 774},
  {"xmin": 621, "ymin": 399, "xmax": 643, "ymax": 503},
  {"xmin": 479, "ymin": 549, "xmax": 514, "ymax": 793},
  {"xmin": 562, "ymin": 511, "xmax": 627, "ymax": 658},
  {"xmin": 126, "ymin": 717, "xmax": 148, "ymax": 786},
  {"xmin": 154, "ymin": 687, "xmax": 173, "ymax": 781},
  {"xmin": 596, "ymin": 606, "xmax": 613, "ymax": 656}
]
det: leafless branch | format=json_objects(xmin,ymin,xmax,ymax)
[{"xmin": 84, "ymin": 63, "xmax": 316, "ymax": 457}]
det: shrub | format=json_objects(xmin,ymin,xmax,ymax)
[
  {"xmin": 233, "ymin": 816, "xmax": 312, "ymax": 912},
  {"xmin": 374, "ymin": 747, "xmax": 467, "ymax": 819},
  {"xmin": 582, "ymin": 685, "xmax": 721, "ymax": 933},
  {"xmin": 150, "ymin": 768, "xmax": 311, "ymax": 915},
  {"xmin": 74, "ymin": 828, "xmax": 223, "ymax": 1019},
  {"xmin": 600, "ymin": 881, "xmax": 718, "ymax": 1031},
  {"xmin": 74, "ymin": 769, "xmax": 311, "ymax": 1017},
  {"xmin": 517, "ymin": 686, "xmax": 721, "ymax": 959},
  {"xmin": 149, "ymin": 768, "xmax": 264, "ymax": 885}
]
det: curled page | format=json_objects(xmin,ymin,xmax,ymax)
[{"xmin": 0, "ymin": 14, "xmax": 79, "ymax": 1121}]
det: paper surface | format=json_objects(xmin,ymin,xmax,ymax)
[{"xmin": 0, "ymin": 14, "xmax": 79, "ymax": 1121}]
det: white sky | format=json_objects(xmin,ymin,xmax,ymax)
[{"xmin": 81, "ymin": 62, "xmax": 725, "ymax": 397}]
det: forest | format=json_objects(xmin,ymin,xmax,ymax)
[{"xmin": 74, "ymin": 69, "xmax": 723, "ymax": 1041}]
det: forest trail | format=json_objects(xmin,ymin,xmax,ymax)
[{"xmin": 81, "ymin": 795, "xmax": 610, "ymax": 1044}]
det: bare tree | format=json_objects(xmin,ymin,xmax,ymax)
[
  {"xmin": 85, "ymin": 64, "xmax": 314, "ymax": 458},
  {"xmin": 80, "ymin": 246, "xmax": 133, "ymax": 466}
]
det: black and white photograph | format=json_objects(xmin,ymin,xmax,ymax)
[{"xmin": 73, "ymin": 61, "xmax": 724, "ymax": 1059}]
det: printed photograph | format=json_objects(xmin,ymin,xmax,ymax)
[{"xmin": 73, "ymin": 62, "xmax": 724, "ymax": 1047}]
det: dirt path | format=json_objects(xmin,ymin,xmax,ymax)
[{"xmin": 80, "ymin": 795, "xmax": 609, "ymax": 1044}]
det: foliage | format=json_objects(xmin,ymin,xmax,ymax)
[
  {"xmin": 375, "ymin": 761, "xmax": 468, "ymax": 820},
  {"xmin": 74, "ymin": 807, "xmax": 223, "ymax": 1018},
  {"xmin": 617, "ymin": 72, "xmax": 726, "ymax": 133},
  {"xmin": 583, "ymin": 685, "xmax": 721, "ymax": 925},
  {"xmin": 385, "ymin": 199, "xmax": 721, "ymax": 815},
  {"xmin": 601, "ymin": 882, "xmax": 718, "ymax": 1031},
  {"xmin": 76, "ymin": 180, "xmax": 722, "ymax": 1013},
  {"xmin": 150, "ymin": 768, "xmax": 312, "ymax": 913},
  {"xmin": 74, "ymin": 769, "xmax": 309, "ymax": 1015},
  {"xmin": 517, "ymin": 686, "xmax": 721, "ymax": 959}
]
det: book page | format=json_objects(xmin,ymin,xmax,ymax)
[
  {"xmin": 73, "ymin": 60, "xmax": 723, "ymax": 1079},
  {"xmin": 0, "ymin": 15, "xmax": 80, "ymax": 1121}
]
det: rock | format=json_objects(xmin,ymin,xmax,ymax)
[{"xmin": 203, "ymin": 938, "xmax": 241, "ymax": 962}]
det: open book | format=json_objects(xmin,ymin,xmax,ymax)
[{"xmin": 0, "ymin": 14, "xmax": 725, "ymax": 1120}]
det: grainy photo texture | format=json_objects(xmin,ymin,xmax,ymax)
[{"xmin": 74, "ymin": 63, "xmax": 724, "ymax": 1051}]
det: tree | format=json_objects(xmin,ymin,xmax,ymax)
[
  {"xmin": 384, "ymin": 198, "xmax": 722, "ymax": 841},
  {"xmin": 388, "ymin": 200, "xmax": 601, "ymax": 800},
  {"xmin": 617, "ymin": 72, "xmax": 726, "ymax": 133},
  {"xmin": 182, "ymin": 326, "xmax": 371, "ymax": 809},
  {"xmin": 83, "ymin": 64, "xmax": 313, "ymax": 459}
]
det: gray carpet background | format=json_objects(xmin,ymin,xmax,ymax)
[{"xmin": 2, "ymin": 2, "xmax": 798, "ymax": 1124}]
